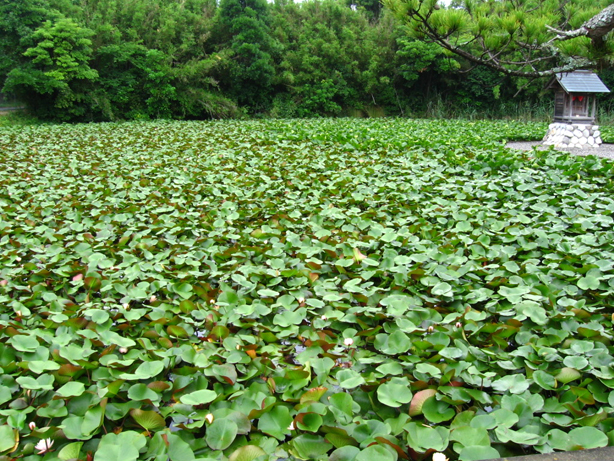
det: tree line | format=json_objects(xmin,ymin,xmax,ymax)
[{"xmin": 0, "ymin": 0, "xmax": 612, "ymax": 122}]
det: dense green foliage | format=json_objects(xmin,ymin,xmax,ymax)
[
  {"xmin": 385, "ymin": 0, "xmax": 613, "ymax": 77},
  {"xmin": 2, "ymin": 119, "xmax": 614, "ymax": 460},
  {"xmin": 2, "ymin": 0, "xmax": 612, "ymax": 121}
]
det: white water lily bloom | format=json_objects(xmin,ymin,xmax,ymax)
[
  {"xmin": 35, "ymin": 438, "xmax": 54, "ymax": 454},
  {"xmin": 432, "ymin": 453, "xmax": 448, "ymax": 461}
]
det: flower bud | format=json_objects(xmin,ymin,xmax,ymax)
[{"xmin": 344, "ymin": 338, "xmax": 354, "ymax": 346}]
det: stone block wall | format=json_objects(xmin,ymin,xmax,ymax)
[{"xmin": 543, "ymin": 123, "xmax": 602, "ymax": 148}]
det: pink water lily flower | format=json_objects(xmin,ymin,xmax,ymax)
[{"xmin": 35, "ymin": 438, "xmax": 54, "ymax": 454}]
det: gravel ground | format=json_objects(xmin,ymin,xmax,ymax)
[{"xmin": 506, "ymin": 141, "xmax": 614, "ymax": 160}]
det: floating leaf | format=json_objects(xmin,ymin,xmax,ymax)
[
  {"xmin": 180, "ymin": 389, "xmax": 217, "ymax": 406},
  {"xmin": 555, "ymin": 367, "xmax": 582, "ymax": 384},
  {"xmin": 0, "ymin": 425, "xmax": 17, "ymax": 453},
  {"xmin": 377, "ymin": 377, "xmax": 412, "ymax": 408},
  {"xmin": 206, "ymin": 419, "xmax": 238, "ymax": 450},
  {"xmin": 130, "ymin": 409, "xmax": 166, "ymax": 431},
  {"xmin": 409, "ymin": 389, "xmax": 436, "ymax": 416},
  {"xmin": 96, "ymin": 431, "xmax": 146, "ymax": 461},
  {"xmin": 58, "ymin": 442, "xmax": 83, "ymax": 460},
  {"xmin": 229, "ymin": 445, "xmax": 267, "ymax": 461},
  {"xmin": 56, "ymin": 381, "xmax": 85, "ymax": 398}
]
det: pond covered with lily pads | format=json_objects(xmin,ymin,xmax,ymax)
[{"xmin": 1, "ymin": 118, "xmax": 614, "ymax": 460}]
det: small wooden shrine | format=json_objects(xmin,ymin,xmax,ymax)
[{"xmin": 546, "ymin": 70, "xmax": 610, "ymax": 124}]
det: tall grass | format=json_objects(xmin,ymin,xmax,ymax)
[
  {"xmin": 0, "ymin": 111, "xmax": 41, "ymax": 127},
  {"xmin": 410, "ymin": 95, "xmax": 554, "ymax": 122}
]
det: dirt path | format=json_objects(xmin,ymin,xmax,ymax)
[{"xmin": 506, "ymin": 141, "xmax": 614, "ymax": 160}]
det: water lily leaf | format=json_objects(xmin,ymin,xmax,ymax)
[
  {"xmin": 326, "ymin": 432, "xmax": 357, "ymax": 448},
  {"xmin": 0, "ymin": 425, "xmax": 17, "ymax": 453},
  {"xmin": 120, "ymin": 360, "xmax": 165, "ymax": 380},
  {"xmin": 167, "ymin": 325, "xmax": 188, "ymax": 339},
  {"xmin": 56, "ymin": 381, "xmax": 85, "ymax": 398},
  {"xmin": 404, "ymin": 422, "xmax": 449, "ymax": 452},
  {"xmin": 409, "ymin": 389, "xmax": 437, "ymax": 416},
  {"xmin": 458, "ymin": 446, "xmax": 500, "ymax": 461},
  {"xmin": 439, "ymin": 347, "xmax": 464, "ymax": 359},
  {"xmin": 9, "ymin": 335, "xmax": 39, "ymax": 352},
  {"xmin": 578, "ymin": 275, "xmax": 600, "ymax": 290},
  {"xmin": 356, "ymin": 444, "xmax": 397, "ymax": 461},
  {"xmin": 450, "ymin": 426, "xmax": 490, "ymax": 447},
  {"xmin": 490, "ymin": 409, "xmax": 518, "ymax": 428},
  {"xmin": 296, "ymin": 412, "xmax": 323, "ymax": 432},
  {"xmin": 329, "ymin": 392, "xmax": 355, "ymax": 420},
  {"xmin": 16, "ymin": 374, "xmax": 54, "ymax": 390},
  {"xmin": 422, "ymin": 396, "xmax": 455, "ymax": 423},
  {"xmin": 291, "ymin": 434, "xmax": 332, "ymax": 459},
  {"xmin": 173, "ymin": 282, "xmax": 193, "ymax": 299},
  {"xmin": 84, "ymin": 308, "xmax": 110, "ymax": 324},
  {"xmin": 492, "ymin": 374, "xmax": 530, "ymax": 394},
  {"xmin": 29, "ymin": 360, "xmax": 62, "ymax": 374},
  {"xmin": 337, "ymin": 369, "xmax": 365, "ymax": 389},
  {"xmin": 330, "ymin": 446, "xmax": 361, "ymax": 461},
  {"xmin": 377, "ymin": 377, "xmax": 412, "ymax": 408},
  {"xmin": 547, "ymin": 429, "xmax": 573, "ymax": 451},
  {"xmin": 470, "ymin": 415, "xmax": 496, "ymax": 430},
  {"xmin": 128, "ymin": 383, "xmax": 159, "ymax": 402},
  {"xmin": 228, "ymin": 445, "xmax": 267, "ymax": 461},
  {"xmin": 258, "ymin": 288, "xmax": 279, "ymax": 297},
  {"xmin": 181, "ymin": 389, "xmax": 217, "ymax": 405},
  {"xmin": 58, "ymin": 441, "xmax": 83, "ymax": 460},
  {"xmin": 495, "ymin": 427, "xmax": 541, "ymax": 445},
  {"xmin": 300, "ymin": 386, "xmax": 327, "ymax": 404},
  {"xmin": 206, "ymin": 418, "xmax": 238, "ymax": 450},
  {"xmin": 555, "ymin": 367, "xmax": 581, "ymax": 384},
  {"xmin": 432, "ymin": 282, "xmax": 452, "ymax": 296},
  {"xmin": 96, "ymin": 431, "xmax": 146, "ymax": 461},
  {"xmin": 167, "ymin": 432, "xmax": 196, "ymax": 461},
  {"xmin": 515, "ymin": 301, "xmax": 548, "ymax": 325},
  {"xmin": 532, "ymin": 370, "xmax": 556, "ymax": 390},
  {"xmin": 569, "ymin": 427, "xmax": 608, "ymax": 449},
  {"xmin": 563, "ymin": 356, "xmax": 588, "ymax": 370},
  {"xmin": 375, "ymin": 331, "xmax": 411, "ymax": 355},
  {"xmin": 258, "ymin": 405, "xmax": 293, "ymax": 440},
  {"xmin": 130, "ymin": 409, "xmax": 166, "ymax": 431},
  {"xmin": 210, "ymin": 364, "xmax": 238, "ymax": 385}
]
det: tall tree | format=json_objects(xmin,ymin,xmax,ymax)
[
  {"xmin": 0, "ymin": 0, "xmax": 59, "ymax": 82},
  {"xmin": 384, "ymin": 0, "xmax": 614, "ymax": 77},
  {"xmin": 216, "ymin": 0, "xmax": 279, "ymax": 111},
  {"xmin": 3, "ymin": 18, "xmax": 98, "ymax": 119}
]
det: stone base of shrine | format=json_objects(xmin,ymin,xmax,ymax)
[{"xmin": 543, "ymin": 123, "xmax": 602, "ymax": 148}]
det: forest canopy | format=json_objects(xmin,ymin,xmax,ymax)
[{"xmin": 0, "ymin": 0, "xmax": 613, "ymax": 121}]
